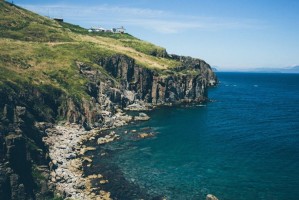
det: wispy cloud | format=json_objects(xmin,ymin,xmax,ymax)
[{"xmin": 20, "ymin": 4, "xmax": 265, "ymax": 34}]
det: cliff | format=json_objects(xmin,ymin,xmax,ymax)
[{"xmin": 0, "ymin": 1, "xmax": 217, "ymax": 199}]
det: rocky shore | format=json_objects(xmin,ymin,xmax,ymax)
[
  {"xmin": 44, "ymin": 124, "xmax": 97, "ymax": 199},
  {"xmin": 43, "ymin": 114, "xmax": 219, "ymax": 200},
  {"xmin": 42, "ymin": 108, "xmax": 152, "ymax": 199},
  {"xmin": 0, "ymin": 54, "xmax": 217, "ymax": 199}
]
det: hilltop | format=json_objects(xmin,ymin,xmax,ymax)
[
  {"xmin": 0, "ymin": 1, "xmax": 178, "ymax": 98},
  {"xmin": 0, "ymin": 1, "xmax": 217, "ymax": 200}
]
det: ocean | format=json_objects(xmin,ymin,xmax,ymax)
[{"xmin": 87, "ymin": 72, "xmax": 299, "ymax": 200}]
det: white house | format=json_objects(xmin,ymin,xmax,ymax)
[
  {"xmin": 88, "ymin": 26, "xmax": 126, "ymax": 34},
  {"xmin": 112, "ymin": 26, "xmax": 126, "ymax": 34},
  {"xmin": 88, "ymin": 27, "xmax": 106, "ymax": 32}
]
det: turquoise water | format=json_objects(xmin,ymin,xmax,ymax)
[{"xmin": 94, "ymin": 73, "xmax": 299, "ymax": 200}]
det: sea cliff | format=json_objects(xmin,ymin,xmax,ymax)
[{"xmin": 0, "ymin": 1, "xmax": 217, "ymax": 199}]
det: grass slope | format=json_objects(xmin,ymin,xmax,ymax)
[{"xmin": 0, "ymin": 1, "xmax": 182, "ymax": 100}]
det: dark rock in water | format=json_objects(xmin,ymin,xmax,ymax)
[{"xmin": 84, "ymin": 159, "xmax": 154, "ymax": 200}]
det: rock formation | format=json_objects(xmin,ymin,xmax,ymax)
[{"xmin": 0, "ymin": 54, "xmax": 217, "ymax": 199}]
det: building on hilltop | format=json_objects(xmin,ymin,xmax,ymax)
[
  {"xmin": 88, "ymin": 27, "xmax": 106, "ymax": 32},
  {"xmin": 112, "ymin": 26, "xmax": 126, "ymax": 34},
  {"xmin": 88, "ymin": 26, "xmax": 126, "ymax": 34},
  {"xmin": 53, "ymin": 18, "xmax": 63, "ymax": 22}
]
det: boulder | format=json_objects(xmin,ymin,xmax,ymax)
[
  {"xmin": 138, "ymin": 133, "xmax": 154, "ymax": 139},
  {"xmin": 134, "ymin": 113, "xmax": 150, "ymax": 121},
  {"xmin": 206, "ymin": 194, "xmax": 219, "ymax": 200}
]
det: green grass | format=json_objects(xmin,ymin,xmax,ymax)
[
  {"xmin": 0, "ymin": 0, "xmax": 201, "ymax": 112},
  {"xmin": 119, "ymin": 39, "xmax": 168, "ymax": 57},
  {"xmin": 0, "ymin": 38, "xmax": 119, "ymax": 99},
  {"xmin": 88, "ymin": 32, "xmax": 136, "ymax": 39},
  {"xmin": 0, "ymin": 2, "xmax": 73, "ymax": 42}
]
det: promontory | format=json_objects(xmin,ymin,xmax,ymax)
[{"xmin": 0, "ymin": 1, "xmax": 217, "ymax": 199}]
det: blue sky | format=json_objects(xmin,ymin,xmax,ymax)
[{"xmin": 11, "ymin": 0, "xmax": 299, "ymax": 70}]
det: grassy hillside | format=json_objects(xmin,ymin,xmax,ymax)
[{"xmin": 0, "ymin": 1, "xmax": 182, "ymax": 99}]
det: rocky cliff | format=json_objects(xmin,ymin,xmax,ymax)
[
  {"xmin": 0, "ymin": 1, "xmax": 217, "ymax": 199},
  {"xmin": 0, "ymin": 54, "xmax": 216, "ymax": 199}
]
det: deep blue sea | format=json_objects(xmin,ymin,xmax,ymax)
[{"xmin": 92, "ymin": 72, "xmax": 299, "ymax": 200}]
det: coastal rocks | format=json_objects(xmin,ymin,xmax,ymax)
[
  {"xmin": 44, "ymin": 124, "xmax": 111, "ymax": 200},
  {"xmin": 80, "ymin": 147, "xmax": 96, "ymax": 155},
  {"xmin": 124, "ymin": 102, "xmax": 151, "ymax": 111},
  {"xmin": 97, "ymin": 131, "xmax": 120, "ymax": 145},
  {"xmin": 134, "ymin": 113, "xmax": 150, "ymax": 121},
  {"xmin": 75, "ymin": 53, "xmax": 217, "ymax": 128},
  {"xmin": 85, "ymin": 174, "xmax": 111, "ymax": 200},
  {"xmin": 138, "ymin": 133, "xmax": 154, "ymax": 139},
  {"xmin": 206, "ymin": 194, "xmax": 219, "ymax": 200}
]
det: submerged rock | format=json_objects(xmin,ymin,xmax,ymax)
[
  {"xmin": 134, "ymin": 112, "xmax": 150, "ymax": 121},
  {"xmin": 206, "ymin": 194, "xmax": 219, "ymax": 200},
  {"xmin": 138, "ymin": 133, "xmax": 154, "ymax": 139}
]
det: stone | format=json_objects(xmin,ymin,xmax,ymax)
[
  {"xmin": 97, "ymin": 137, "xmax": 107, "ymax": 145},
  {"xmin": 83, "ymin": 157, "xmax": 93, "ymax": 163},
  {"xmin": 134, "ymin": 113, "xmax": 150, "ymax": 121},
  {"xmin": 100, "ymin": 180, "xmax": 109, "ymax": 184},
  {"xmin": 138, "ymin": 133, "xmax": 154, "ymax": 139},
  {"xmin": 206, "ymin": 194, "xmax": 219, "ymax": 200},
  {"xmin": 80, "ymin": 147, "xmax": 96, "ymax": 155},
  {"xmin": 97, "ymin": 174, "xmax": 103, "ymax": 179},
  {"xmin": 50, "ymin": 171, "xmax": 56, "ymax": 177}
]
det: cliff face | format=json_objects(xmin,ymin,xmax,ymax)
[
  {"xmin": 98, "ymin": 54, "xmax": 216, "ymax": 105},
  {"xmin": 0, "ymin": 54, "xmax": 216, "ymax": 199},
  {"xmin": 0, "ymin": 104, "xmax": 53, "ymax": 200},
  {"xmin": 77, "ymin": 54, "xmax": 217, "ymax": 126},
  {"xmin": 99, "ymin": 54, "xmax": 216, "ymax": 105}
]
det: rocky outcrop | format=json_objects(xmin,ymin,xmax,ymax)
[
  {"xmin": 206, "ymin": 194, "xmax": 219, "ymax": 200},
  {"xmin": 97, "ymin": 54, "xmax": 217, "ymax": 107},
  {"xmin": 0, "ymin": 53, "xmax": 217, "ymax": 199},
  {"xmin": 0, "ymin": 105, "xmax": 54, "ymax": 200}
]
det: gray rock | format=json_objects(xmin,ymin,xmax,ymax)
[{"xmin": 206, "ymin": 194, "xmax": 219, "ymax": 200}]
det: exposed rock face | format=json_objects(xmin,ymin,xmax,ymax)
[
  {"xmin": 0, "ymin": 105, "xmax": 53, "ymax": 199},
  {"xmin": 0, "ymin": 53, "xmax": 217, "ymax": 199},
  {"xmin": 97, "ymin": 54, "xmax": 217, "ymax": 107}
]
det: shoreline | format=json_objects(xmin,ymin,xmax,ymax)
[
  {"xmin": 44, "ymin": 123, "xmax": 111, "ymax": 199},
  {"xmin": 43, "ymin": 109, "xmax": 152, "ymax": 199},
  {"xmin": 43, "ymin": 104, "xmax": 219, "ymax": 200}
]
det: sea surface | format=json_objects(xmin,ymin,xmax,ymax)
[{"xmin": 89, "ymin": 72, "xmax": 299, "ymax": 200}]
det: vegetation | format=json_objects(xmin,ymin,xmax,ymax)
[
  {"xmin": 0, "ymin": 1, "xmax": 192, "ymax": 102},
  {"xmin": 0, "ymin": 2, "xmax": 72, "ymax": 42}
]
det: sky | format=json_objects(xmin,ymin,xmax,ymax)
[{"xmin": 10, "ymin": 0, "xmax": 299, "ymax": 70}]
